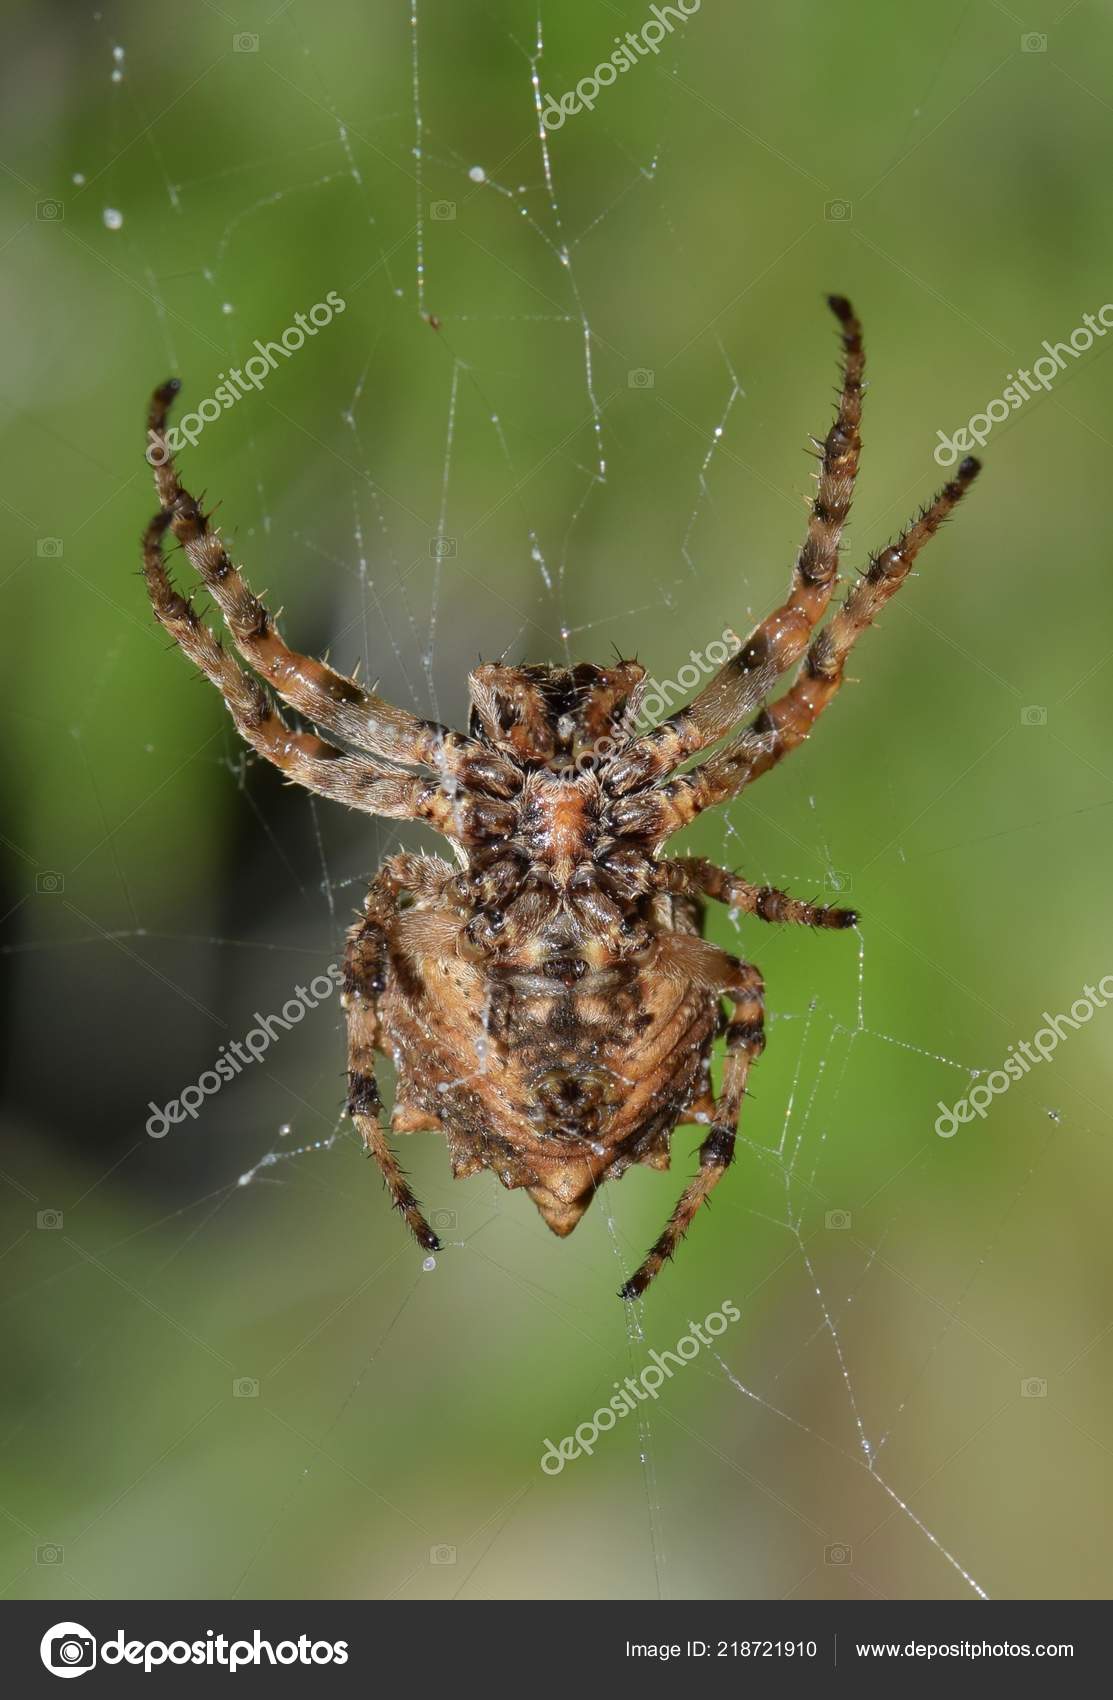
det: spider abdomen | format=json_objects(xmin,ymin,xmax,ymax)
[{"xmin": 378, "ymin": 894, "xmax": 719, "ymax": 1237}]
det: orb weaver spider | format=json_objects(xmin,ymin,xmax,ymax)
[{"xmin": 142, "ymin": 296, "xmax": 980, "ymax": 1300}]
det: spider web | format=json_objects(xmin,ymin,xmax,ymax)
[{"xmin": 4, "ymin": 0, "xmax": 1101, "ymax": 1607}]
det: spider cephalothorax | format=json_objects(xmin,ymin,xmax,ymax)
[
  {"xmin": 467, "ymin": 660, "xmax": 649, "ymax": 768},
  {"xmin": 142, "ymin": 297, "xmax": 981, "ymax": 1299}
]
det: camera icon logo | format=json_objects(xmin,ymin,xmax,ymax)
[
  {"xmin": 430, "ymin": 536, "xmax": 457, "ymax": 558},
  {"xmin": 1021, "ymin": 1377, "xmax": 1047, "ymax": 1398},
  {"xmin": 233, "ymin": 32, "xmax": 259, "ymax": 52},
  {"xmin": 825, "ymin": 1209, "xmax": 851, "ymax": 1231},
  {"xmin": 824, "ymin": 1542, "xmax": 852, "ymax": 1566},
  {"xmin": 430, "ymin": 1544, "xmax": 457, "ymax": 1564},
  {"xmin": 37, "ymin": 1210, "xmax": 64, "ymax": 1230},
  {"xmin": 36, "ymin": 872, "xmax": 65, "ymax": 895},
  {"xmin": 36, "ymin": 199, "xmax": 64, "ymax": 221},
  {"xmin": 1020, "ymin": 33, "xmax": 1047, "ymax": 52},
  {"xmin": 40, "ymin": 1621, "xmax": 96, "ymax": 1677},
  {"xmin": 823, "ymin": 868, "xmax": 852, "ymax": 896},
  {"xmin": 232, "ymin": 1376, "xmax": 259, "ymax": 1398},
  {"xmin": 430, "ymin": 200, "xmax": 456, "ymax": 221},
  {"xmin": 824, "ymin": 199, "xmax": 852, "ymax": 222},
  {"xmin": 37, "ymin": 538, "xmax": 64, "ymax": 558},
  {"xmin": 628, "ymin": 368, "xmax": 655, "ymax": 389},
  {"xmin": 1020, "ymin": 705, "xmax": 1047, "ymax": 727},
  {"xmin": 36, "ymin": 1542, "xmax": 64, "ymax": 1564},
  {"xmin": 430, "ymin": 1209, "xmax": 457, "ymax": 1232}
]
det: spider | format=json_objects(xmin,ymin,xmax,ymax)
[{"xmin": 142, "ymin": 296, "xmax": 980, "ymax": 1301}]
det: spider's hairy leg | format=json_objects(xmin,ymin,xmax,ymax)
[
  {"xmin": 344, "ymin": 862, "xmax": 443, "ymax": 1254},
  {"xmin": 652, "ymin": 455, "xmax": 983, "ymax": 829},
  {"xmin": 142, "ymin": 506, "xmax": 439, "ymax": 819},
  {"xmin": 620, "ymin": 954, "xmax": 765, "ymax": 1301},
  {"xmin": 660, "ymin": 855, "xmax": 857, "ymax": 928},
  {"xmin": 145, "ymin": 381, "xmax": 512, "ymax": 793},
  {"xmin": 607, "ymin": 296, "xmax": 865, "ymax": 795}
]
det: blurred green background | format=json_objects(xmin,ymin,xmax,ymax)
[{"xmin": 2, "ymin": 0, "xmax": 1112, "ymax": 1602}]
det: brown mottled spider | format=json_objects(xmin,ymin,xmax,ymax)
[{"xmin": 142, "ymin": 297, "xmax": 980, "ymax": 1301}]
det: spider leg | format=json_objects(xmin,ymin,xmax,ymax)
[
  {"xmin": 344, "ymin": 861, "xmax": 443, "ymax": 1253},
  {"xmin": 608, "ymin": 296, "xmax": 864, "ymax": 794},
  {"xmin": 642, "ymin": 455, "xmax": 983, "ymax": 836},
  {"xmin": 620, "ymin": 954, "xmax": 764, "ymax": 1301},
  {"xmin": 143, "ymin": 507, "xmax": 451, "ymax": 826},
  {"xmin": 661, "ymin": 856, "xmax": 857, "ymax": 928},
  {"xmin": 145, "ymin": 381, "xmax": 512, "ymax": 791}
]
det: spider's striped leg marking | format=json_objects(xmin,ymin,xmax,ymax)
[
  {"xmin": 657, "ymin": 455, "xmax": 983, "ymax": 827},
  {"xmin": 620, "ymin": 958, "xmax": 764, "ymax": 1301},
  {"xmin": 349, "ymin": 1080, "xmax": 441, "ymax": 1254},
  {"xmin": 141, "ymin": 404, "xmax": 486, "ymax": 833},
  {"xmin": 142, "ymin": 509, "xmax": 439, "ymax": 818},
  {"xmin": 145, "ymin": 381, "xmax": 513, "ymax": 794},
  {"xmin": 660, "ymin": 856, "xmax": 857, "ymax": 928},
  {"xmin": 344, "ymin": 868, "xmax": 440, "ymax": 1255},
  {"xmin": 607, "ymin": 295, "xmax": 865, "ymax": 794}
]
